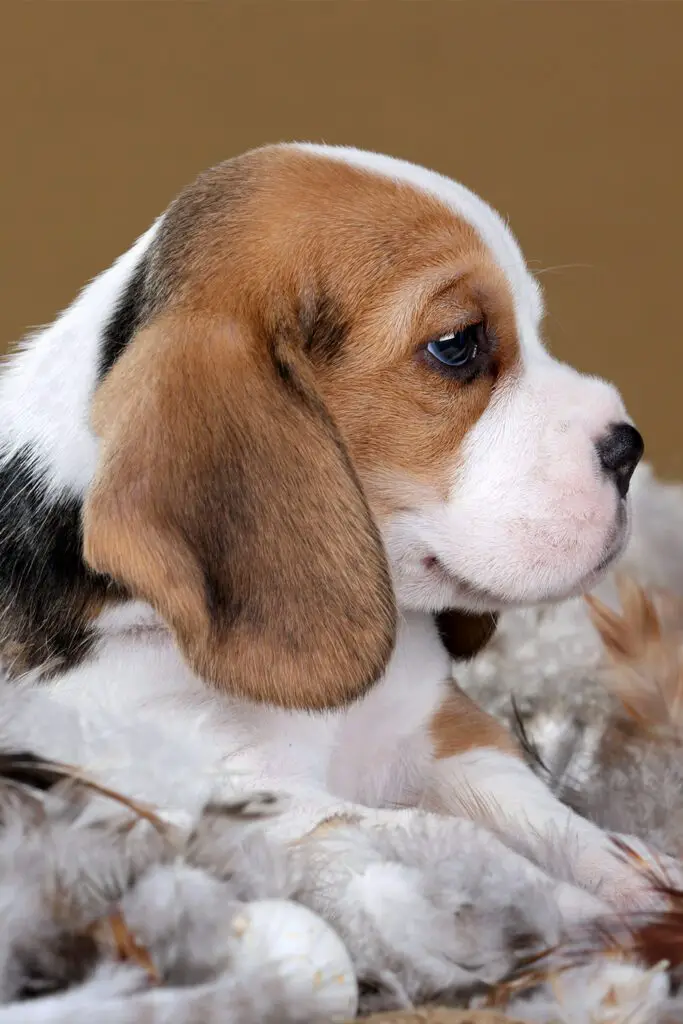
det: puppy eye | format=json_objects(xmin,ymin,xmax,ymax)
[{"xmin": 426, "ymin": 323, "xmax": 482, "ymax": 368}]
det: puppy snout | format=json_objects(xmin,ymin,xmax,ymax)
[{"xmin": 595, "ymin": 423, "xmax": 644, "ymax": 498}]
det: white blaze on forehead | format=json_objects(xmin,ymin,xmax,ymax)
[{"xmin": 296, "ymin": 143, "xmax": 545, "ymax": 340}]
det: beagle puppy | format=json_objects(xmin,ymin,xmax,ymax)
[{"xmin": 0, "ymin": 144, "xmax": 651, "ymax": 909}]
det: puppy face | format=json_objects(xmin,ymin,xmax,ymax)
[
  {"xmin": 294, "ymin": 148, "xmax": 640, "ymax": 614},
  {"xmin": 83, "ymin": 144, "xmax": 641, "ymax": 706}
]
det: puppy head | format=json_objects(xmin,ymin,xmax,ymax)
[{"xmin": 83, "ymin": 144, "xmax": 641, "ymax": 706}]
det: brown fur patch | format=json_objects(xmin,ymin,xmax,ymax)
[{"xmin": 430, "ymin": 685, "xmax": 521, "ymax": 759}]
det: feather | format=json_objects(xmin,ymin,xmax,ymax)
[{"xmin": 585, "ymin": 575, "xmax": 683, "ymax": 738}]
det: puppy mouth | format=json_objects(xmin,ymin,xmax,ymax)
[
  {"xmin": 423, "ymin": 501, "xmax": 630, "ymax": 609},
  {"xmin": 422, "ymin": 556, "xmax": 506, "ymax": 608},
  {"xmin": 589, "ymin": 544, "xmax": 621, "ymax": 578}
]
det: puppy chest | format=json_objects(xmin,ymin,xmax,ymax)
[
  {"xmin": 325, "ymin": 728, "xmax": 432, "ymax": 808},
  {"xmin": 244, "ymin": 699, "xmax": 435, "ymax": 809}
]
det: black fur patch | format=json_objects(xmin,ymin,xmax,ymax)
[
  {"xmin": 0, "ymin": 448, "xmax": 120, "ymax": 677},
  {"xmin": 98, "ymin": 254, "xmax": 149, "ymax": 379}
]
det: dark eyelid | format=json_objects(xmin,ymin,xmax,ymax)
[{"xmin": 422, "ymin": 318, "xmax": 485, "ymax": 348}]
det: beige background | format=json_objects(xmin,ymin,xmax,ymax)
[{"xmin": 1, "ymin": 3, "xmax": 682, "ymax": 476}]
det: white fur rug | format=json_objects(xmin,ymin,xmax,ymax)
[{"xmin": 1, "ymin": 463, "xmax": 683, "ymax": 1023}]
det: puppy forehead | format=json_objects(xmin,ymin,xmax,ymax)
[
  {"xmin": 157, "ymin": 144, "xmax": 536, "ymax": 327},
  {"xmin": 147, "ymin": 144, "xmax": 533, "ymax": 387},
  {"xmin": 295, "ymin": 144, "xmax": 543, "ymax": 325}
]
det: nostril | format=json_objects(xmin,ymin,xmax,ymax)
[{"xmin": 595, "ymin": 423, "xmax": 644, "ymax": 499}]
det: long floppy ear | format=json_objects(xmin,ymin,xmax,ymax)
[
  {"xmin": 434, "ymin": 609, "xmax": 498, "ymax": 661},
  {"xmin": 82, "ymin": 314, "xmax": 396, "ymax": 710}
]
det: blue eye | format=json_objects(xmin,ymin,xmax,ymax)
[{"xmin": 426, "ymin": 324, "xmax": 481, "ymax": 368}]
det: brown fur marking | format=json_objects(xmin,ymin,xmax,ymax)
[{"xmin": 430, "ymin": 685, "xmax": 521, "ymax": 759}]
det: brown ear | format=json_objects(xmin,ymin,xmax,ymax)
[
  {"xmin": 83, "ymin": 314, "xmax": 396, "ymax": 710},
  {"xmin": 434, "ymin": 609, "xmax": 498, "ymax": 661}
]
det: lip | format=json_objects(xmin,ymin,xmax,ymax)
[
  {"xmin": 575, "ymin": 511, "xmax": 630, "ymax": 592},
  {"xmin": 592, "ymin": 547, "xmax": 621, "ymax": 577},
  {"xmin": 587, "ymin": 500, "xmax": 629, "ymax": 578},
  {"xmin": 422, "ymin": 555, "xmax": 506, "ymax": 607}
]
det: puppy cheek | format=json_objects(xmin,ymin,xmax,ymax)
[
  {"xmin": 374, "ymin": 513, "xmax": 448, "ymax": 613},
  {"xmin": 420, "ymin": 469, "xmax": 620, "ymax": 605}
]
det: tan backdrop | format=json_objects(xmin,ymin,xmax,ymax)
[{"xmin": 1, "ymin": 3, "xmax": 682, "ymax": 476}]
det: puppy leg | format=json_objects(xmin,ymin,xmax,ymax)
[
  {"xmin": 215, "ymin": 774, "xmax": 605, "ymax": 916},
  {"xmin": 423, "ymin": 686, "xmax": 670, "ymax": 910}
]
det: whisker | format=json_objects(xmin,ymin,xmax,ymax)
[{"xmin": 531, "ymin": 262, "xmax": 594, "ymax": 277}]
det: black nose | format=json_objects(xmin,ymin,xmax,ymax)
[{"xmin": 595, "ymin": 423, "xmax": 644, "ymax": 498}]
